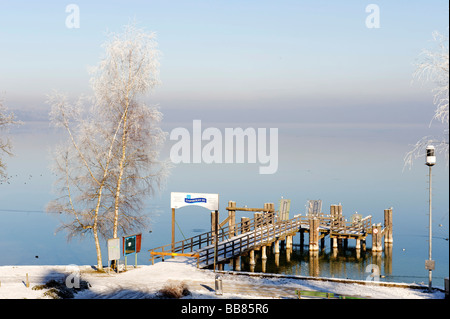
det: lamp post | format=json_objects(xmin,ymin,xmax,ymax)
[{"xmin": 425, "ymin": 145, "xmax": 436, "ymax": 292}]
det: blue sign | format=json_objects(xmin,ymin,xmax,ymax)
[{"xmin": 184, "ymin": 194, "xmax": 207, "ymax": 204}]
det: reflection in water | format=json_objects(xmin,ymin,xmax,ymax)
[{"xmin": 224, "ymin": 240, "xmax": 393, "ymax": 282}]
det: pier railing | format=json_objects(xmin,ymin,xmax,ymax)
[
  {"xmin": 149, "ymin": 211, "xmax": 278, "ymax": 265},
  {"xmin": 330, "ymin": 215, "xmax": 372, "ymax": 235}
]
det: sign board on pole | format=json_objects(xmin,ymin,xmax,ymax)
[
  {"xmin": 107, "ymin": 238, "xmax": 121, "ymax": 261},
  {"xmin": 122, "ymin": 233, "xmax": 142, "ymax": 256},
  {"xmin": 171, "ymin": 192, "xmax": 219, "ymax": 211},
  {"xmin": 425, "ymin": 259, "xmax": 435, "ymax": 270}
]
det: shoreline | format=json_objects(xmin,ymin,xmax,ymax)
[{"xmin": 0, "ymin": 258, "xmax": 446, "ymax": 299}]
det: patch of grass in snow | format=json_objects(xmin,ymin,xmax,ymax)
[
  {"xmin": 156, "ymin": 280, "xmax": 191, "ymax": 299},
  {"xmin": 32, "ymin": 279, "xmax": 91, "ymax": 299}
]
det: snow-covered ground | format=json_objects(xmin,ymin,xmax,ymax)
[{"xmin": 0, "ymin": 257, "xmax": 445, "ymax": 299}]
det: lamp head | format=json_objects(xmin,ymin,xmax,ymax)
[{"xmin": 426, "ymin": 145, "xmax": 436, "ymax": 166}]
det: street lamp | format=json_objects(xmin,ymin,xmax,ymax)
[{"xmin": 425, "ymin": 145, "xmax": 436, "ymax": 292}]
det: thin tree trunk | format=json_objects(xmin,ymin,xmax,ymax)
[
  {"xmin": 113, "ymin": 103, "xmax": 129, "ymax": 239},
  {"xmin": 93, "ymin": 221, "xmax": 103, "ymax": 270}
]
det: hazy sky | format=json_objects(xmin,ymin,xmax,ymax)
[
  {"xmin": 1, "ymin": 0, "xmax": 448, "ymax": 196},
  {"xmin": 0, "ymin": 0, "xmax": 448, "ymax": 123}
]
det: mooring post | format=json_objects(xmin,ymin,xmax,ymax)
[
  {"xmin": 330, "ymin": 205, "xmax": 336, "ymax": 219},
  {"xmin": 274, "ymin": 239, "xmax": 280, "ymax": 254},
  {"xmin": 356, "ymin": 238, "xmax": 361, "ymax": 250},
  {"xmin": 228, "ymin": 201, "xmax": 236, "ymax": 237},
  {"xmin": 384, "ymin": 208, "xmax": 393, "ymax": 245},
  {"xmin": 262, "ymin": 245, "xmax": 267, "ymax": 260},
  {"xmin": 249, "ymin": 250, "xmax": 255, "ymax": 266},
  {"xmin": 234, "ymin": 256, "xmax": 241, "ymax": 271},
  {"xmin": 372, "ymin": 224, "xmax": 383, "ymax": 252},
  {"xmin": 287, "ymin": 235, "xmax": 292, "ymax": 250},
  {"xmin": 309, "ymin": 218, "xmax": 319, "ymax": 251}
]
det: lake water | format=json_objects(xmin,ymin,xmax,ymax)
[{"xmin": 0, "ymin": 120, "xmax": 448, "ymax": 288}]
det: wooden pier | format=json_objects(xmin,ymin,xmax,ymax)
[{"xmin": 149, "ymin": 202, "xmax": 393, "ymax": 270}]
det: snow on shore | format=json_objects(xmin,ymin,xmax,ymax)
[{"xmin": 0, "ymin": 257, "xmax": 445, "ymax": 299}]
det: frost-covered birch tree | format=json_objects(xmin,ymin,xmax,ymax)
[
  {"xmin": 0, "ymin": 99, "xmax": 20, "ymax": 180},
  {"xmin": 89, "ymin": 23, "xmax": 170, "ymax": 241},
  {"xmin": 404, "ymin": 31, "xmax": 449, "ymax": 168},
  {"xmin": 47, "ymin": 23, "xmax": 169, "ymax": 270}
]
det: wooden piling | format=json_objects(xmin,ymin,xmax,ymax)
[
  {"xmin": 262, "ymin": 246, "xmax": 267, "ymax": 260},
  {"xmin": 274, "ymin": 239, "xmax": 280, "ymax": 254},
  {"xmin": 234, "ymin": 256, "xmax": 241, "ymax": 271},
  {"xmin": 372, "ymin": 224, "xmax": 383, "ymax": 252},
  {"xmin": 287, "ymin": 235, "xmax": 292, "ymax": 250},
  {"xmin": 384, "ymin": 208, "xmax": 393, "ymax": 245},
  {"xmin": 332, "ymin": 237, "xmax": 338, "ymax": 249},
  {"xmin": 228, "ymin": 201, "xmax": 236, "ymax": 237},
  {"xmin": 249, "ymin": 250, "xmax": 255, "ymax": 266},
  {"xmin": 309, "ymin": 218, "xmax": 319, "ymax": 251},
  {"xmin": 356, "ymin": 238, "xmax": 361, "ymax": 250}
]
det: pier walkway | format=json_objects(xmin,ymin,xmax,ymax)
[{"xmin": 149, "ymin": 203, "xmax": 393, "ymax": 269}]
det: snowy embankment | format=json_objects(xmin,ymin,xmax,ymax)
[{"xmin": 0, "ymin": 257, "xmax": 445, "ymax": 299}]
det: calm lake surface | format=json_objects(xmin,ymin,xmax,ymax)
[{"xmin": 0, "ymin": 122, "xmax": 448, "ymax": 288}]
